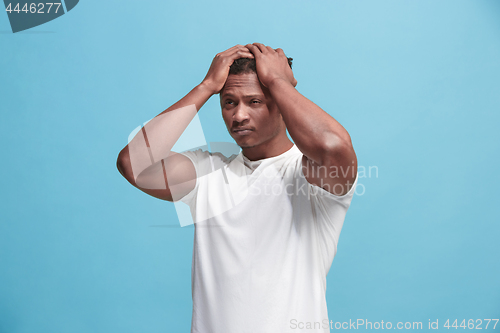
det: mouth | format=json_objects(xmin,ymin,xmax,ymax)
[{"xmin": 232, "ymin": 128, "xmax": 254, "ymax": 136}]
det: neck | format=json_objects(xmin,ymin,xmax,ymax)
[{"xmin": 241, "ymin": 132, "xmax": 294, "ymax": 161}]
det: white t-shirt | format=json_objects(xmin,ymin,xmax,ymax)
[{"xmin": 179, "ymin": 144, "xmax": 358, "ymax": 333}]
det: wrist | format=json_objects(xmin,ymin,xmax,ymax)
[
  {"xmin": 198, "ymin": 80, "xmax": 218, "ymax": 96},
  {"xmin": 267, "ymin": 77, "xmax": 293, "ymax": 91}
]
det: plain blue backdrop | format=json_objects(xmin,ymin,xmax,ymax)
[{"xmin": 1, "ymin": 0, "xmax": 499, "ymax": 332}]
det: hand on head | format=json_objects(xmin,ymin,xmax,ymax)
[
  {"xmin": 245, "ymin": 43, "xmax": 297, "ymax": 88},
  {"xmin": 201, "ymin": 45, "xmax": 254, "ymax": 95},
  {"xmin": 201, "ymin": 43, "xmax": 297, "ymax": 95}
]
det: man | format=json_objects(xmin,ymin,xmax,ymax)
[{"xmin": 116, "ymin": 43, "xmax": 358, "ymax": 333}]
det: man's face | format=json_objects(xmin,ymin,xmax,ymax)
[{"xmin": 220, "ymin": 73, "xmax": 283, "ymax": 149}]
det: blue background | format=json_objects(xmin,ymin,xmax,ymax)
[{"xmin": 1, "ymin": 0, "xmax": 499, "ymax": 332}]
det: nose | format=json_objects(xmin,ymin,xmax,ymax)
[{"xmin": 232, "ymin": 104, "xmax": 250, "ymax": 124}]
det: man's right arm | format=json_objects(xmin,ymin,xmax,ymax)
[
  {"xmin": 116, "ymin": 45, "xmax": 254, "ymax": 202},
  {"xmin": 115, "ymin": 83, "xmax": 212, "ymax": 202}
]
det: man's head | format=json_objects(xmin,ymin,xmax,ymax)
[{"xmin": 220, "ymin": 58, "xmax": 293, "ymax": 150}]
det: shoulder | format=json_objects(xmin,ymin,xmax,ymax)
[{"xmin": 180, "ymin": 145, "xmax": 239, "ymax": 176}]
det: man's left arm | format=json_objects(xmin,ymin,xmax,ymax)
[{"xmin": 246, "ymin": 43, "xmax": 357, "ymax": 196}]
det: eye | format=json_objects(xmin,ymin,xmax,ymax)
[
  {"xmin": 225, "ymin": 100, "xmax": 234, "ymax": 105},
  {"xmin": 251, "ymin": 100, "xmax": 261, "ymax": 104}
]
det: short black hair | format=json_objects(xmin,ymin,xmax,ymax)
[{"xmin": 228, "ymin": 57, "xmax": 293, "ymax": 75}]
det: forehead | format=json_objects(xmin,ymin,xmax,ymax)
[{"xmin": 220, "ymin": 73, "xmax": 267, "ymax": 98}]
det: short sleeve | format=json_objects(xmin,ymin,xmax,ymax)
[
  {"xmin": 176, "ymin": 149, "xmax": 204, "ymax": 206},
  {"xmin": 177, "ymin": 148, "xmax": 237, "ymax": 207},
  {"xmin": 299, "ymin": 163, "xmax": 359, "ymax": 264},
  {"xmin": 310, "ymin": 171, "xmax": 358, "ymax": 208}
]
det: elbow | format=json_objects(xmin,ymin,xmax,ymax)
[
  {"xmin": 116, "ymin": 147, "xmax": 127, "ymax": 174},
  {"xmin": 116, "ymin": 146, "xmax": 135, "ymax": 184},
  {"xmin": 116, "ymin": 155, "xmax": 125, "ymax": 178},
  {"xmin": 320, "ymin": 133, "xmax": 356, "ymax": 168}
]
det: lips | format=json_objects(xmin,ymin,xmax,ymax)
[{"xmin": 232, "ymin": 128, "xmax": 254, "ymax": 136}]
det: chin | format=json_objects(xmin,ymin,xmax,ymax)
[
  {"xmin": 239, "ymin": 144, "xmax": 257, "ymax": 149},
  {"xmin": 236, "ymin": 139, "xmax": 257, "ymax": 149},
  {"xmin": 236, "ymin": 141, "xmax": 252, "ymax": 148}
]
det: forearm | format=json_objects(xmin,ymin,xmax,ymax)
[
  {"xmin": 117, "ymin": 82, "xmax": 213, "ymax": 181},
  {"xmin": 158, "ymin": 81, "xmax": 214, "ymax": 118},
  {"xmin": 267, "ymin": 78, "xmax": 352, "ymax": 165}
]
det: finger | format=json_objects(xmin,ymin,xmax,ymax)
[
  {"xmin": 223, "ymin": 45, "xmax": 251, "ymax": 56},
  {"xmin": 227, "ymin": 45, "xmax": 250, "ymax": 54},
  {"xmin": 227, "ymin": 47, "xmax": 254, "ymax": 58},
  {"xmin": 221, "ymin": 45, "xmax": 240, "ymax": 54},
  {"xmin": 245, "ymin": 44, "xmax": 263, "ymax": 58},
  {"xmin": 246, "ymin": 43, "xmax": 261, "ymax": 54},
  {"xmin": 219, "ymin": 44, "xmax": 245, "ymax": 55},
  {"xmin": 275, "ymin": 48, "xmax": 285, "ymax": 55},
  {"xmin": 266, "ymin": 46, "xmax": 275, "ymax": 53},
  {"xmin": 233, "ymin": 50, "xmax": 254, "ymax": 59},
  {"xmin": 252, "ymin": 42, "xmax": 268, "ymax": 54}
]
